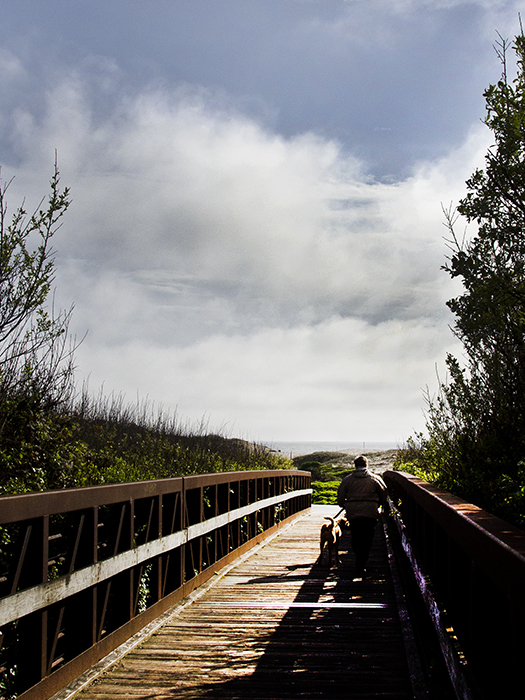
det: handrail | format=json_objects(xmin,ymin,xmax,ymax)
[
  {"xmin": 0, "ymin": 469, "xmax": 311, "ymax": 700},
  {"xmin": 384, "ymin": 470, "xmax": 525, "ymax": 699}
]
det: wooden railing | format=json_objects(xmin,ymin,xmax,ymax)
[
  {"xmin": 0, "ymin": 470, "xmax": 311, "ymax": 700},
  {"xmin": 384, "ymin": 470, "xmax": 525, "ymax": 700}
]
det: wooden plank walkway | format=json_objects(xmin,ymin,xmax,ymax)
[{"xmin": 71, "ymin": 507, "xmax": 417, "ymax": 700}]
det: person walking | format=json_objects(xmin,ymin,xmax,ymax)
[{"xmin": 337, "ymin": 455, "xmax": 388, "ymax": 578}]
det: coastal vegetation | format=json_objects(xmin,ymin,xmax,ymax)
[
  {"xmin": 394, "ymin": 31, "xmax": 525, "ymax": 530},
  {"xmin": 0, "ymin": 390, "xmax": 291, "ymax": 496},
  {"xmin": 293, "ymin": 451, "xmax": 354, "ymax": 504},
  {"xmin": 293, "ymin": 450, "xmax": 397, "ymax": 504}
]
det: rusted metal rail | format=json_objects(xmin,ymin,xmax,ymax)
[
  {"xmin": 384, "ymin": 470, "xmax": 525, "ymax": 699},
  {"xmin": 0, "ymin": 470, "xmax": 311, "ymax": 700}
]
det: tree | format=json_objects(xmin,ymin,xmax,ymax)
[
  {"xmin": 0, "ymin": 161, "xmax": 73, "ymax": 405},
  {"xmin": 0, "ymin": 162, "xmax": 76, "ymax": 490},
  {"xmin": 421, "ymin": 31, "xmax": 525, "ymax": 521}
]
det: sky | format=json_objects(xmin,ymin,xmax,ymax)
[{"xmin": 0, "ymin": 0, "xmax": 521, "ymax": 445}]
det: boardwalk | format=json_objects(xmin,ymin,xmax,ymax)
[{"xmin": 67, "ymin": 507, "xmax": 418, "ymax": 700}]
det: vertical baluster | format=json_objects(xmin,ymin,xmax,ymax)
[
  {"xmin": 16, "ymin": 515, "xmax": 49, "ymax": 689},
  {"xmin": 153, "ymin": 494, "xmax": 162, "ymax": 603},
  {"xmin": 91, "ymin": 505, "xmax": 99, "ymax": 645},
  {"xmin": 128, "ymin": 499, "xmax": 135, "ymax": 620},
  {"xmin": 181, "ymin": 480, "xmax": 186, "ymax": 586},
  {"xmin": 213, "ymin": 485, "xmax": 218, "ymax": 564},
  {"xmin": 198, "ymin": 486, "xmax": 203, "ymax": 573}
]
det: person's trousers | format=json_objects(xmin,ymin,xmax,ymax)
[{"xmin": 348, "ymin": 517, "xmax": 377, "ymax": 572}]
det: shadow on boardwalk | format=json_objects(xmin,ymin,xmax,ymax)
[
  {"xmin": 179, "ymin": 523, "xmax": 412, "ymax": 699},
  {"xmin": 75, "ymin": 509, "xmax": 423, "ymax": 700}
]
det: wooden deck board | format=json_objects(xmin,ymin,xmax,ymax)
[{"xmin": 75, "ymin": 508, "xmax": 414, "ymax": 699}]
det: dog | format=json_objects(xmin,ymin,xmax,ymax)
[{"xmin": 319, "ymin": 516, "xmax": 343, "ymax": 567}]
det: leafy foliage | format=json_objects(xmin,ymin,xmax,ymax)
[
  {"xmin": 397, "ymin": 32, "xmax": 525, "ymax": 529},
  {"xmin": 294, "ymin": 451, "xmax": 394, "ymax": 505},
  {"xmin": 293, "ymin": 453, "xmax": 349, "ymax": 505},
  {"xmin": 293, "ymin": 451, "xmax": 354, "ymax": 480},
  {"xmin": 0, "ymin": 394, "xmax": 292, "ymax": 495},
  {"xmin": 0, "ymin": 163, "xmax": 78, "ymax": 492},
  {"xmin": 311, "ymin": 480, "xmax": 340, "ymax": 504},
  {"xmin": 0, "ymin": 161, "xmax": 73, "ymax": 401}
]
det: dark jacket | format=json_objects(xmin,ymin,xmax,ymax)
[{"xmin": 337, "ymin": 468, "xmax": 387, "ymax": 519}]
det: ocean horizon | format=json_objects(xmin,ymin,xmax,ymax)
[{"xmin": 262, "ymin": 440, "xmax": 401, "ymax": 457}]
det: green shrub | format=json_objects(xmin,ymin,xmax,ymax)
[
  {"xmin": 0, "ymin": 405, "xmax": 292, "ymax": 495},
  {"xmin": 311, "ymin": 480, "xmax": 339, "ymax": 505},
  {"xmin": 394, "ymin": 437, "xmax": 525, "ymax": 529}
]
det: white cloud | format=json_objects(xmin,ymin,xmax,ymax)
[
  {"xmin": 74, "ymin": 315, "xmax": 461, "ymax": 443},
  {"xmin": 1, "ymin": 67, "xmax": 488, "ymax": 441},
  {"xmin": 0, "ymin": 49, "xmax": 26, "ymax": 86}
]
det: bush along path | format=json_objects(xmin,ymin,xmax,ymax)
[{"xmin": 293, "ymin": 449, "xmax": 399, "ymax": 505}]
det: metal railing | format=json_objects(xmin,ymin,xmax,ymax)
[
  {"xmin": 0, "ymin": 470, "xmax": 311, "ymax": 700},
  {"xmin": 384, "ymin": 470, "xmax": 525, "ymax": 699}
]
